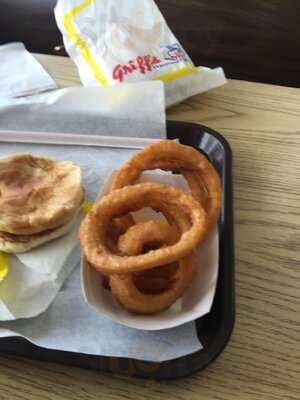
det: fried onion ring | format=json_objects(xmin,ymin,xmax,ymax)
[
  {"xmin": 110, "ymin": 220, "xmax": 197, "ymax": 314},
  {"xmin": 110, "ymin": 252, "xmax": 196, "ymax": 314},
  {"xmin": 117, "ymin": 220, "xmax": 178, "ymax": 255},
  {"xmin": 132, "ymin": 263, "xmax": 179, "ymax": 294},
  {"xmin": 79, "ymin": 182, "xmax": 206, "ymax": 275},
  {"xmin": 101, "ymin": 221, "xmax": 180, "ymax": 294},
  {"xmin": 111, "ymin": 140, "xmax": 222, "ymax": 232},
  {"xmin": 117, "ymin": 220, "xmax": 180, "ymax": 295}
]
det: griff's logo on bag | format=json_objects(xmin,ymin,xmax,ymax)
[
  {"xmin": 112, "ymin": 43, "xmax": 188, "ymax": 82},
  {"xmin": 162, "ymin": 43, "xmax": 188, "ymax": 62},
  {"xmin": 112, "ymin": 55, "xmax": 161, "ymax": 83}
]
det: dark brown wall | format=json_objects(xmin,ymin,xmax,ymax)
[
  {"xmin": 0, "ymin": 0, "xmax": 58, "ymax": 55},
  {"xmin": 1, "ymin": 0, "xmax": 300, "ymax": 87}
]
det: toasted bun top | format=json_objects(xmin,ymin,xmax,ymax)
[{"xmin": 0, "ymin": 153, "xmax": 84, "ymax": 234}]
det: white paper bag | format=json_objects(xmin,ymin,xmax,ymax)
[{"xmin": 54, "ymin": 0, "xmax": 226, "ymax": 106}]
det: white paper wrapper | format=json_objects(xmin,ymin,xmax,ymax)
[
  {"xmin": 0, "ymin": 82, "xmax": 166, "ymax": 139},
  {"xmin": 0, "ymin": 142, "xmax": 203, "ymax": 361},
  {"xmin": 0, "ymin": 42, "xmax": 57, "ymax": 97},
  {"xmin": 54, "ymin": 0, "xmax": 226, "ymax": 107},
  {"xmin": 83, "ymin": 171, "xmax": 219, "ymax": 330},
  {"xmin": 0, "ymin": 218, "xmax": 81, "ymax": 320}
]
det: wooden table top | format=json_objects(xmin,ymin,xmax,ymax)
[{"xmin": 0, "ymin": 54, "xmax": 299, "ymax": 400}]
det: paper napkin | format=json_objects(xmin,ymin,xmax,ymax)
[{"xmin": 0, "ymin": 42, "xmax": 57, "ymax": 97}]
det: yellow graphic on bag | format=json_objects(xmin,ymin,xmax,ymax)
[{"xmin": 63, "ymin": 0, "xmax": 108, "ymax": 86}]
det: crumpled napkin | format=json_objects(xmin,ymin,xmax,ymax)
[
  {"xmin": 0, "ymin": 216, "xmax": 81, "ymax": 320},
  {"xmin": 0, "ymin": 42, "xmax": 57, "ymax": 97}
]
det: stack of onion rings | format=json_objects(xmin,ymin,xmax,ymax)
[{"xmin": 80, "ymin": 140, "xmax": 222, "ymax": 314}]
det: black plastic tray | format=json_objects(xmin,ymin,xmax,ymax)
[{"xmin": 0, "ymin": 121, "xmax": 235, "ymax": 380}]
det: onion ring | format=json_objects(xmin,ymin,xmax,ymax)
[
  {"xmin": 117, "ymin": 220, "xmax": 178, "ymax": 255},
  {"xmin": 110, "ymin": 220, "xmax": 197, "ymax": 314},
  {"xmin": 132, "ymin": 262, "xmax": 179, "ymax": 294},
  {"xmin": 101, "ymin": 221, "xmax": 181, "ymax": 294},
  {"xmin": 110, "ymin": 252, "xmax": 196, "ymax": 314},
  {"xmin": 79, "ymin": 182, "xmax": 206, "ymax": 275},
  {"xmin": 111, "ymin": 140, "xmax": 221, "ymax": 232},
  {"xmin": 117, "ymin": 220, "xmax": 180, "ymax": 294}
]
